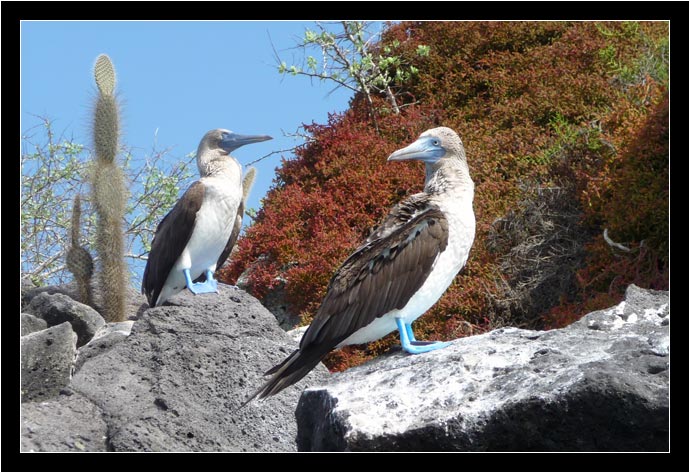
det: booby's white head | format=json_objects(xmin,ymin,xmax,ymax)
[
  {"xmin": 196, "ymin": 128, "xmax": 272, "ymax": 177},
  {"xmin": 387, "ymin": 127, "xmax": 466, "ymax": 164},
  {"xmin": 388, "ymin": 127, "xmax": 470, "ymax": 192}
]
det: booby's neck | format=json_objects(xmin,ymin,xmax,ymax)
[
  {"xmin": 197, "ymin": 148, "xmax": 241, "ymax": 178},
  {"xmin": 424, "ymin": 156, "xmax": 474, "ymax": 198}
]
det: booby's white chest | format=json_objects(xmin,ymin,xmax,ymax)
[
  {"xmin": 180, "ymin": 176, "xmax": 241, "ymax": 271},
  {"xmin": 339, "ymin": 195, "xmax": 475, "ymax": 346}
]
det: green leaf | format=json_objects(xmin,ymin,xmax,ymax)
[
  {"xmin": 307, "ymin": 56, "xmax": 317, "ymax": 72},
  {"xmin": 416, "ymin": 44, "xmax": 430, "ymax": 57}
]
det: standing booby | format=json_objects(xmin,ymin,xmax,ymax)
[
  {"xmin": 142, "ymin": 129, "xmax": 271, "ymax": 307},
  {"xmin": 244, "ymin": 126, "xmax": 475, "ymax": 403}
]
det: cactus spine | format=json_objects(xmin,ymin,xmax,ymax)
[
  {"xmin": 91, "ymin": 54, "xmax": 127, "ymax": 322},
  {"xmin": 66, "ymin": 195, "xmax": 94, "ymax": 306}
]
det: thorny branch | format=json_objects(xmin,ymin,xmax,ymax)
[{"xmin": 245, "ymin": 128, "xmax": 317, "ymax": 166}]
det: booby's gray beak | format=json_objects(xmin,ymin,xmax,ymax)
[
  {"xmin": 220, "ymin": 132, "xmax": 273, "ymax": 153},
  {"xmin": 387, "ymin": 136, "xmax": 445, "ymax": 163}
]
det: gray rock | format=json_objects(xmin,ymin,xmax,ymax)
[
  {"xmin": 70, "ymin": 284, "xmax": 329, "ymax": 452},
  {"xmin": 22, "ymin": 281, "xmax": 148, "ymax": 321},
  {"xmin": 21, "ymin": 391, "xmax": 109, "ymax": 452},
  {"xmin": 21, "ymin": 312, "xmax": 48, "ymax": 336},
  {"xmin": 75, "ymin": 321, "xmax": 134, "ymax": 372},
  {"xmin": 22, "ymin": 281, "xmax": 86, "ymax": 307},
  {"xmin": 287, "ymin": 325, "xmax": 309, "ymax": 344},
  {"xmin": 296, "ymin": 284, "xmax": 669, "ymax": 452},
  {"xmin": 21, "ymin": 322, "xmax": 78, "ymax": 403},
  {"xmin": 237, "ymin": 261, "xmax": 301, "ymax": 330},
  {"xmin": 27, "ymin": 293, "xmax": 106, "ymax": 347},
  {"xmin": 21, "ymin": 278, "xmax": 37, "ymax": 300},
  {"xmin": 261, "ymin": 278, "xmax": 301, "ymax": 330},
  {"xmin": 93, "ymin": 320, "xmax": 135, "ymax": 340}
]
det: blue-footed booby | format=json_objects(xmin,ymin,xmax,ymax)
[
  {"xmin": 142, "ymin": 129, "xmax": 271, "ymax": 307},
  {"xmin": 244, "ymin": 126, "xmax": 475, "ymax": 403}
]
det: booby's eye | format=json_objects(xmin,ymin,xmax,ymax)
[{"xmin": 432, "ymin": 139, "xmax": 440, "ymax": 146}]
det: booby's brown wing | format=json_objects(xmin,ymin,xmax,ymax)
[
  {"xmin": 364, "ymin": 192, "xmax": 431, "ymax": 243},
  {"xmin": 142, "ymin": 181, "xmax": 205, "ymax": 307},
  {"xmin": 303, "ymin": 201, "xmax": 448, "ymax": 347},
  {"xmin": 247, "ymin": 199, "xmax": 448, "ymax": 400}
]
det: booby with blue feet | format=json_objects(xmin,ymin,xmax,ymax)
[
  {"xmin": 245, "ymin": 126, "xmax": 475, "ymax": 402},
  {"xmin": 142, "ymin": 128, "xmax": 271, "ymax": 307}
]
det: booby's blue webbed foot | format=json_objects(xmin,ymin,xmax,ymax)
[
  {"xmin": 396, "ymin": 318, "xmax": 451, "ymax": 354},
  {"xmin": 183, "ymin": 269, "xmax": 218, "ymax": 294}
]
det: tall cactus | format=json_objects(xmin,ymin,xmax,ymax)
[
  {"xmin": 66, "ymin": 195, "xmax": 94, "ymax": 306},
  {"xmin": 91, "ymin": 54, "xmax": 127, "ymax": 322}
]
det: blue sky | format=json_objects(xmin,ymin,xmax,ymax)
[{"xmin": 21, "ymin": 20, "xmax": 371, "ymax": 283}]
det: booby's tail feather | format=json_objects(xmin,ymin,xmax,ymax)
[
  {"xmin": 239, "ymin": 347, "xmax": 326, "ymax": 408},
  {"xmin": 242, "ymin": 167, "xmax": 257, "ymax": 203}
]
